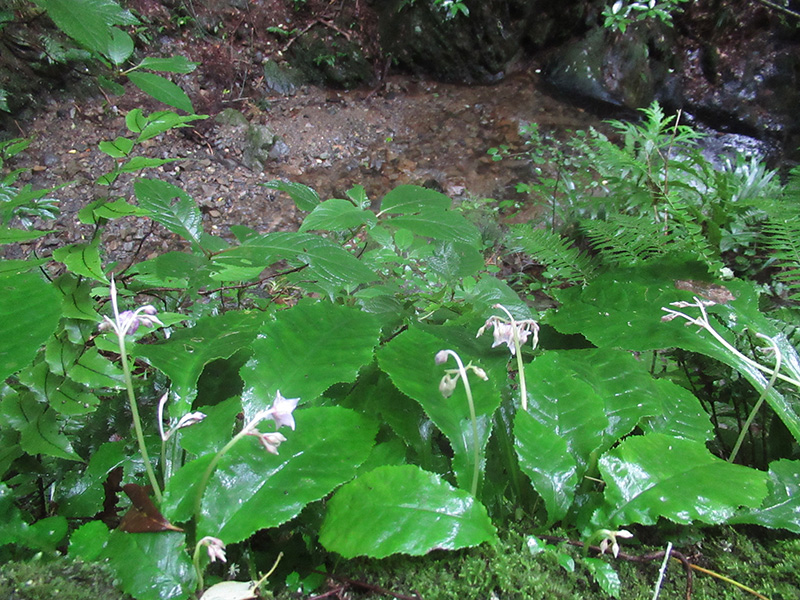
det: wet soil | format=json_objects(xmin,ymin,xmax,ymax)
[{"xmin": 4, "ymin": 65, "xmax": 607, "ymax": 265}]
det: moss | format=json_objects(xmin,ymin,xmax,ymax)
[
  {"xmin": 0, "ymin": 554, "xmax": 131, "ymax": 600},
  {"xmin": 274, "ymin": 525, "xmax": 797, "ymax": 600}
]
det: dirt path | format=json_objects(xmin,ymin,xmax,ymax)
[{"xmin": 5, "ymin": 66, "xmax": 606, "ymax": 264}]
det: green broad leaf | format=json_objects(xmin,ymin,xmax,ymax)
[
  {"xmin": 132, "ymin": 251, "xmax": 213, "ymax": 289},
  {"xmin": 134, "ymin": 178, "xmax": 203, "ymax": 247},
  {"xmin": 98, "ymin": 136, "xmax": 134, "ymax": 158},
  {"xmin": 319, "ymin": 464, "xmax": 496, "ymax": 558},
  {"xmin": 52, "ymin": 242, "xmax": 108, "ymax": 282},
  {"xmin": 0, "ymin": 392, "xmax": 80, "ymax": 460},
  {"xmin": 262, "ymin": 180, "xmax": 320, "ymax": 211},
  {"xmin": 106, "ymin": 27, "xmax": 133, "ymax": 65},
  {"xmin": 57, "ymin": 441, "xmax": 129, "ymax": 517},
  {"xmin": 24, "ymin": 516, "xmax": 68, "ymax": 551},
  {"xmin": 385, "ymin": 208, "xmax": 480, "ymax": 245},
  {"xmin": 427, "ymin": 241, "xmax": 485, "ymax": 282},
  {"xmin": 137, "ymin": 112, "xmax": 207, "ymax": 141},
  {"xmin": 98, "ymin": 74, "xmax": 126, "ymax": 95},
  {"xmin": 197, "ymin": 406, "xmax": 376, "ymax": 543},
  {"xmin": 69, "ymin": 520, "xmax": 110, "ymax": 561},
  {"xmin": 346, "ymin": 184, "xmax": 368, "ymax": 207},
  {"xmin": 54, "ymin": 273, "xmax": 100, "ymax": 321},
  {"xmin": 457, "ymin": 273, "xmax": 532, "ymax": 321},
  {"xmin": 36, "ymin": 0, "xmax": 137, "ymax": 56},
  {"xmin": 0, "ymin": 227, "xmax": 51, "ymax": 244},
  {"xmin": 730, "ymin": 459, "xmax": 800, "ymax": 532},
  {"xmin": 378, "ymin": 185, "xmax": 451, "ymax": 214},
  {"xmin": 523, "ymin": 355, "xmax": 609, "ymax": 468},
  {"xmin": 125, "ymin": 108, "xmax": 147, "ymax": 132},
  {"xmin": 537, "ymin": 349, "xmax": 712, "ymax": 447},
  {"xmin": 0, "ymin": 272, "xmax": 61, "ymax": 382},
  {"xmin": 548, "ymin": 262, "xmax": 800, "ymax": 445},
  {"xmin": 134, "ymin": 310, "xmax": 268, "ymax": 414},
  {"xmin": 597, "ymin": 433, "xmax": 768, "ymax": 527},
  {"xmin": 299, "ymin": 198, "xmax": 377, "ymax": 232},
  {"xmin": 127, "ymin": 71, "xmax": 194, "ymax": 113},
  {"xmin": 0, "ymin": 258, "xmax": 49, "ymax": 277},
  {"xmin": 138, "ymin": 55, "xmax": 198, "ymax": 73},
  {"xmin": 77, "ymin": 197, "xmax": 148, "ymax": 224},
  {"xmin": 101, "ymin": 530, "xmax": 194, "ymax": 600},
  {"xmin": 240, "ymin": 300, "xmax": 382, "ymax": 415},
  {"xmin": 18, "ymin": 361, "xmax": 99, "ymax": 415},
  {"xmin": 377, "ymin": 326, "xmax": 501, "ymax": 492},
  {"xmin": 514, "ymin": 409, "xmax": 578, "ymax": 526},
  {"xmin": 178, "ymin": 397, "xmax": 243, "ymax": 457},
  {"xmin": 67, "ymin": 347, "xmax": 125, "ymax": 389},
  {"xmin": 118, "ymin": 156, "xmax": 180, "ymax": 172},
  {"xmin": 584, "ymin": 558, "xmax": 622, "ymax": 599},
  {"xmin": 213, "ymin": 232, "xmax": 378, "ymax": 291}
]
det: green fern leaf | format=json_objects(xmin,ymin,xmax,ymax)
[
  {"xmin": 506, "ymin": 224, "xmax": 598, "ymax": 285},
  {"xmin": 582, "ymin": 214, "xmax": 675, "ymax": 266}
]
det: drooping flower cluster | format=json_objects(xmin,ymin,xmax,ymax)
[
  {"xmin": 243, "ymin": 391, "xmax": 300, "ymax": 454},
  {"xmin": 157, "ymin": 392, "xmax": 207, "ymax": 442},
  {"xmin": 476, "ymin": 304, "xmax": 539, "ymax": 356},
  {"xmin": 199, "ymin": 536, "xmax": 227, "ymax": 564},
  {"xmin": 98, "ymin": 277, "xmax": 164, "ymax": 337},
  {"xmin": 435, "ymin": 349, "xmax": 488, "ymax": 398},
  {"xmin": 596, "ymin": 528, "xmax": 633, "ymax": 558}
]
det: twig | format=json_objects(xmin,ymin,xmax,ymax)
[
  {"xmin": 651, "ymin": 541, "xmax": 672, "ymax": 600},
  {"xmin": 313, "ymin": 570, "xmax": 424, "ymax": 600}
]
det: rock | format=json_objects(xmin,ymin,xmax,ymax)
[
  {"xmin": 545, "ymin": 23, "xmax": 681, "ymax": 110},
  {"xmin": 287, "ymin": 28, "xmax": 373, "ymax": 89},
  {"xmin": 242, "ymin": 123, "xmax": 283, "ymax": 170},
  {"xmin": 378, "ymin": 0, "xmax": 539, "ymax": 83},
  {"xmin": 214, "ymin": 108, "xmax": 249, "ymax": 127},
  {"xmin": 262, "ymin": 60, "xmax": 303, "ymax": 96}
]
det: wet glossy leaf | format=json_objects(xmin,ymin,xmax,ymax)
[
  {"xmin": 240, "ymin": 300, "xmax": 382, "ymax": 415},
  {"xmin": 38, "ymin": 0, "xmax": 136, "ymax": 55},
  {"xmin": 263, "ymin": 180, "xmax": 320, "ymax": 211},
  {"xmin": 320, "ymin": 464, "xmax": 496, "ymax": 558},
  {"xmin": 135, "ymin": 178, "xmax": 202, "ymax": 246},
  {"xmin": 548, "ymin": 261, "xmax": 800, "ymax": 445},
  {"xmin": 127, "ymin": 71, "xmax": 194, "ymax": 113},
  {"xmin": 18, "ymin": 361, "xmax": 99, "ymax": 415},
  {"xmin": 197, "ymin": 406, "xmax": 375, "ymax": 543},
  {"xmin": 299, "ymin": 198, "xmax": 377, "ymax": 232},
  {"xmin": 0, "ymin": 272, "xmax": 60, "ymax": 382},
  {"xmin": 523, "ymin": 355, "xmax": 608, "ymax": 468},
  {"xmin": 378, "ymin": 325, "xmax": 501, "ymax": 491},
  {"xmin": 0, "ymin": 392, "xmax": 80, "ymax": 460},
  {"xmin": 52, "ymin": 241, "xmax": 108, "ymax": 282},
  {"xmin": 53, "ymin": 272, "xmax": 100, "ymax": 321},
  {"xmin": 67, "ymin": 347, "xmax": 125, "ymax": 389},
  {"xmin": 597, "ymin": 433, "xmax": 767, "ymax": 527},
  {"xmin": 730, "ymin": 459, "xmax": 800, "ymax": 532},
  {"xmin": 134, "ymin": 310, "xmax": 268, "ymax": 414},
  {"xmin": 106, "ymin": 27, "xmax": 133, "ymax": 65},
  {"xmin": 138, "ymin": 55, "xmax": 199, "ymax": 73},
  {"xmin": 378, "ymin": 185, "xmax": 451, "ymax": 214},
  {"xmin": 514, "ymin": 409, "xmax": 577, "ymax": 525},
  {"xmin": 101, "ymin": 530, "xmax": 194, "ymax": 600},
  {"xmin": 386, "ymin": 209, "xmax": 480, "ymax": 245}
]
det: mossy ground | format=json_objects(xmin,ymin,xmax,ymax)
[
  {"xmin": 1, "ymin": 525, "xmax": 796, "ymax": 600},
  {"xmin": 278, "ymin": 525, "xmax": 799, "ymax": 600}
]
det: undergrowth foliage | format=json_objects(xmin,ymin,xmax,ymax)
[{"xmin": 2, "ymin": 2, "xmax": 800, "ymax": 600}]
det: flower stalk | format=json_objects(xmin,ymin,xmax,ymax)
[
  {"xmin": 477, "ymin": 304, "xmax": 539, "ymax": 411},
  {"xmin": 193, "ymin": 392, "xmax": 299, "ymax": 519},
  {"xmin": 435, "ymin": 349, "xmax": 487, "ymax": 496},
  {"xmin": 101, "ymin": 278, "xmax": 165, "ymax": 503}
]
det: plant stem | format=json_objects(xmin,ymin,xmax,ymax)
[
  {"xmin": 447, "ymin": 351, "xmax": 481, "ymax": 497},
  {"xmin": 116, "ymin": 332, "xmax": 162, "ymax": 503},
  {"xmin": 495, "ymin": 304, "xmax": 528, "ymax": 411},
  {"xmin": 193, "ymin": 431, "xmax": 247, "ymax": 519},
  {"xmin": 729, "ymin": 334, "xmax": 781, "ymax": 463}
]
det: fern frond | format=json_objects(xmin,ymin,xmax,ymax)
[
  {"xmin": 581, "ymin": 214, "xmax": 675, "ymax": 266},
  {"xmin": 664, "ymin": 193, "xmax": 722, "ymax": 271},
  {"xmin": 762, "ymin": 217, "xmax": 800, "ymax": 300},
  {"xmin": 507, "ymin": 224, "xmax": 598, "ymax": 285}
]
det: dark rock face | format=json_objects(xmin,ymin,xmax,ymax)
[
  {"xmin": 287, "ymin": 28, "xmax": 374, "ymax": 90},
  {"xmin": 545, "ymin": 23, "xmax": 681, "ymax": 110},
  {"xmin": 377, "ymin": 0, "xmax": 541, "ymax": 83}
]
